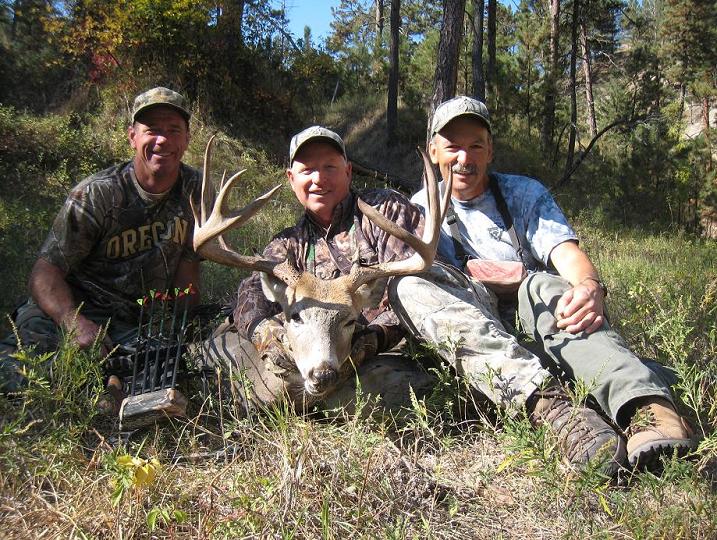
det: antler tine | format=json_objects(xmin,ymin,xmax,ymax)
[
  {"xmin": 192, "ymin": 137, "xmax": 285, "ymax": 276},
  {"xmin": 200, "ymin": 134, "xmax": 218, "ymax": 225},
  {"xmin": 347, "ymin": 147, "xmax": 451, "ymax": 291},
  {"xmin": 194, "ymin": 136, "xmax": 283, "ymax": 250}
]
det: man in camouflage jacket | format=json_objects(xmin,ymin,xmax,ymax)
[
  {"xmin": 204, "ymin": 126, "xmax": 434, "ymax": 412},
  {"xmin": 0, "ymin": 87, "xmax": 201, "ymax": 394}
]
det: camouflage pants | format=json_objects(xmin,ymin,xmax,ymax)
[
  {"xmin": 198, "ymin": 320, "xmax": 436, "ymax": 417},
  {"xmin": 389, "ymin": 263, "xmax": 549, "ymax": 413},
  {"xmin": 0, "ymin": 299, "xmax": 138, "ymax": 393},
  {"xmin": 389, "ymin": 264, "xmax": 674, "ymax": 425}
]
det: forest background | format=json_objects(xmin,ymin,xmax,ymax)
[{"xmin": 1, "ymin": 0, "xmax": 717, "ymax": 538}]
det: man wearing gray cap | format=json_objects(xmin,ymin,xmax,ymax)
[
  {"xmin": 0, "ymin": 86, "xmax": 201, "ymax": 401},
  {"xmin": 389, "ymin": 95, "xmax": 696, "ymax": 473},
  {"xmin": 203, "ymin": 125, "xmax": 433, "ymax": 413}
]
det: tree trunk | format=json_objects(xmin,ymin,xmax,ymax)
[
  {"xmin": 387, "ymin": 0, "xmax": 400, "ymax": 146},
  {"xmin": 11, "ymin": 0, "xmax": 20, "ymax": 40},
  {"xmin": 563, "ymin": 0, "xmax": 579, "ymax": 179},
  {"xmin": 219, "ymin": 0, "xmax": 245, "ymax": 49},
  {"xmin": 485, "ymin": 0, "xmax": 496, "ymax": 110},
  {"xmin": 376, "ymin": 0, "xmax": 384, "ymax": 40},
  {"xmin": 704, "ymin": 96, "xmax": 712, "ymax": 172},
  {"xmin": 427, "ymin": 0, "xmax": 467, "ymax": 143},
  {"xmin": 526, "ymin": 53, "xmax": 532, "ymax": 135},
  {"xmin": 678, "ymin": 83, "xmax": 686, "ymax": 122},
  {"xmin": 580, "ymin": 18, "xmax": 597, "ymax": 137},
  {"xmin": 541, "ymin": 0, "xmax": 560, "ymax": 152},
  {"xmin": 471, "ymin": 0, "xmax": 485, "ymax": 101}
]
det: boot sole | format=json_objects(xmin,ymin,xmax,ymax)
[{"xmin": 628, "ymin": 438, "xmax": 697, "ymax": 472}]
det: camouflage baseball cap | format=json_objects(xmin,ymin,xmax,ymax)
[
  {"xmin": 132, "ymin": 87, "xmax": 191, "ymax": 124},
  {"xmin": 431, "ymin": 95, "xmax": 491, "ymax": 136},
  {"xmin": 289, "ymin": 126, "xmax": 346, "ymax": 164}
]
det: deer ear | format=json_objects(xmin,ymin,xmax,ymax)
[
  {"xmin": 353, "ymin": 278, "xmax": 388, "ymax": 310},
  {"xmin": 260, "ymin": 272, "xmax": 289, "ymax": 305}
]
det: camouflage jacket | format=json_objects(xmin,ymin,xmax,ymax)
[
  {"xmin": 234, "ymin": 188, "xmax": 425, "ymax": 353},
  {"xmin": 39, "ymin": 161, "xmax": 201, "ymax": 322}
]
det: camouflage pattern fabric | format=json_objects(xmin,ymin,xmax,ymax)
[
  {"xmin": 132, "ymin": 87, "xmax": 191, "ymax": 123},
  {"xmin": 40, "ymin": 161, "xmax": 201, "ymax": 323},
  {"xmin": 234, "ymin": 188, "xmax": 425, "ymax": 354},
  {"xmin": 0, "ymin": 299, "xmax": 142, "ymax": 392}
]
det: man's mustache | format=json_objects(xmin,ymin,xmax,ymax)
[{"xmin": 451, "ymin": 164, "xmax": 477, "ymax": 175}]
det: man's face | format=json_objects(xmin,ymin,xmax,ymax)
[
  {"xmin": 287, "ymin": 141, "xmax": 351, "ymax": 227},
  {"xmin": 128, "ymin": 106, "xmax": 190, "ymax": 192},
  {"xmin": 429, "ymin": 116, "xmax": 493, "ymax": 201}
]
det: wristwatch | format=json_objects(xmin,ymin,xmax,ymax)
[{"xmin": 581, "ymin": 277, "xmax": 608, "ymax": 297}]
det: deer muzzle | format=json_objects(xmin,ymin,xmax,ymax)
[{"xmin": 305, "ymin": 364, "xmax": 339, "ymax": 395}]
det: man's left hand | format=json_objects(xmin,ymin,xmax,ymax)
[
  {"xmin": 555, "ymin": 280, "xmax": 605, "ymax": 334},
  {"xmin": 348, "ymin": 325, "xmax": 380, "ymax": 367}
]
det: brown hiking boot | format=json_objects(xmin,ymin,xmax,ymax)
[
  {"xmin": 626, "ymin": 397, "xmax": 697, "ymax": 470},
  {"xmin": 97, "ymin": 375, "xmax": 126, "ymax": 416},
  {"xmin": 530, "ymin": 385, "xmax": 627, "ymax": 477}
]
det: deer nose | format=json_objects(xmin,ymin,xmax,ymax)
[{"xmin": 308, "ymin": 366, "xmax": 338, "ymax": 390}]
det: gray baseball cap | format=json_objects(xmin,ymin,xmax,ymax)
[
  {"xmin": 132, "ymin": 87, "xmax": 191, "ymax": 124},
  {"xmin": 431, "ymin": 95, "xmax": 491, "ymax": 136},
  {"xmin": 289, "ymin": 126, "xmax": 347, "ymax": 164}
]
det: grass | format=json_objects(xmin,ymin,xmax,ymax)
[
  {"xmin": 2, "ymin": 104, "xmax": 717, "ymax": 539},
  {"xmin": 2, "ymin": 224, "xmax": 716, "ymax": 538}
]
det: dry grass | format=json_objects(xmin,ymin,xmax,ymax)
[{"xmin": 2, "ymin": 364, "xmax": 717, "ymax": 539}]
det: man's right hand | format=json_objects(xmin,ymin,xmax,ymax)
[
  {"xmin": 29, "ymin": 258, "xmax": 112, "ymax": 355},
  {"xmin": 61, "ymin": 313, "xmax": 112, "ymax": 355}
]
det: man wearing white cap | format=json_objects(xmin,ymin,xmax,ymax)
[
  {"xmin": 0, "ymin": 87, "xmax": 201, "ymax": 399},
  {"xmin": 389, "ymin": 95, "xmax": 696, "ymax": 473}
]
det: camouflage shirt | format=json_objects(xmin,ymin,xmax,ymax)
[
  {"xmin": 39, "ymin": 161, "xmax": 201, "ymax": 322},
  {"xmin": 234, "ymin": 188, "xmax": 425, "ymax": 352}
]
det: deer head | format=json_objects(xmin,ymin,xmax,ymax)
[{"xmin": 193, "ymin": 136, "xmax": 450, "ymax": 397}]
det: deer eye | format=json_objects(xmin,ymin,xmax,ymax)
[
  {"xmin": 290, "ymin": 312, "xmax": 302, "ymax": 324},
  {"xmin": 344, "ymin": 319, "xmax": 356, "ymax": 328}
]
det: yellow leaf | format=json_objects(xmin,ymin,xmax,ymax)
[
  {"xmin": 116, "ymin": 455, "xmax": 134, "ymax": 467},
  {"xmin": 134, "ymin": 459, "xmax": 160, "ymax": 488},
  {"xmin": 496, "ymin": 453, "xmax": 518, "ymax": 473},
  {"xmin": 598, "ymin": 492, "xmax": 613, "ymax": 516}
]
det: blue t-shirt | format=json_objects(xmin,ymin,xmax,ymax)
[{"xmin": 411, "ymin": 173, "xmax": 577, "ymax": 271}]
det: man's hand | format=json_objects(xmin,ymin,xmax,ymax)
[
  {"xmin": 29, "ymin": 258, "xmax": 112, "ymax": 354},
  {"xmin": 348, "ymin": 325, "xmax": 380, "ymax": 367},
  {"xmin": 548, "ymin": 241, "xmax": 607, "ymax": 335},
  {"xmin": 252, "ymin": 318, "xmax": 297, "ymax": 377},
  {"xmin": 61, "ymin": 313, "xmax": 112, "ymax": 355},
  {"xmin": 555, "ymin": 280, "xmax": 605, "ymax": 335}
]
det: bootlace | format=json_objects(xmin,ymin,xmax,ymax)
[
  {"xmin": 541, "ymin": 398, "xmax": 597, "ymax": 460},
  {"xmin": 625, "ymin": 405, "xmax": 657, "ymax": 438}
]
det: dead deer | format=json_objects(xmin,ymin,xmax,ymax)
[{"xmin": 193, "ymin": 135, "xmax": 451, "ymax": 397}]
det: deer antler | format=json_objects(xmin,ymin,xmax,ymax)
[
  {"xmin": 191, "ymin": 135, "xmax": 285, "ymax": 275},
  {"xmin": 345, "ymin": 147, "xmax": 452, "ymax": 291}
]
